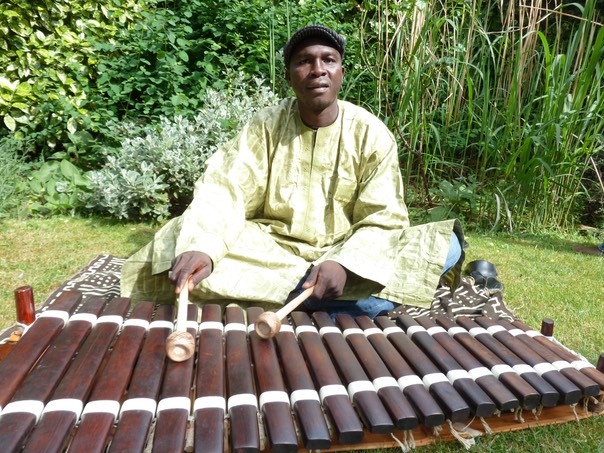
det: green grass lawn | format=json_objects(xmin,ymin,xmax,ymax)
[{"xmin": 0, "ymin": 216, "xmax": 602, "ymax": 452}]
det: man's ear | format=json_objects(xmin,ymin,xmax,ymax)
[{"xmin": 285, "ymin": 69, "xmax": 291, "ymax": 84}]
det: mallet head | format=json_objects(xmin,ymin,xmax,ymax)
[
  {"xmin": 166, "ymin": 330, "xmax": 195, "ymax": 362},
  {"xmin": 254, "ymin": 311, "xmax": 281, "ymax": 339}
]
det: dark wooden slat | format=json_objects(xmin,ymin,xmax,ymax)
[
  {"xmin": 289, "ymin": 311, "xmax": 364, "ymax": 445},
  {"xmin": 474, "ymin": 316, "xmax": 581, "ymax": 405},
  {"xmin": 151, "ymin": 303, "xmax": 198, "ymax": 453},
  {"xmin": 435, "ymin": 315, "xmax": 541, "ymax": 410},
  {"xmin": 0, "ymin": 297, "xmax": 106, "ymax": 453},
  {"xmin": 22, "ymin": 297, "xmax": 131, "ymax": 453},
  {"xmin": 273, "ymin": 318, "xmax": 331, "ymax": 450},
  {"xmin": 194, "ymin": 304, "xmax": 225, "ymax": 453},
  {"xmin": 311, "ymin": 312, "xmax": 394, "ymax": 434},
  {"xmin": 512, "ymin": 319, "xmax": 604, "ymax": 390},
  {"xmin": 247, "ymin": 307, "xmax": 298, "ymax": 453},
  {"xmin": 355, "ymin": 315, "xmax": 445, "ymax": 428},
  {"xmin": 335, "ymin": 313, "xmax": 418, "ymax": 431},
  {"xmin": 396, "ymin": 314, "xmax": 497, "ymax": 418},
  {"xmin": 496, "ymin": 319, "xmax": 600, "ymax": 398},
  {"xmin": 373, "ymin": 316, "xmax": 471, "ymax": 423},
  {"xmin": 107, "ymin": 305, "xmax": 173, "ymax": 453},
  {"xmin": 225, "ymin": 306, "xmax": 260, "ymax": 452},
  {"xmin": 68, "ymin": 302, "xmax": 155, "ymax": 453},
  {"xmin": 455, "ymin": 316, "xmax": 560, "ymax": 407},
  {"xmin": 415, "ymin": 315, "xmax": 519, "ymax": 413},
  {"xmin": 0, "ymin": 291, "xmax": 82, "ymax": 410}
]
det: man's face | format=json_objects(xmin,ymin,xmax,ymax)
[{"xmin": 286, "ymin": 39, "xmax": 344, "ymax": 115}]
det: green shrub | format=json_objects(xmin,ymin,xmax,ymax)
[
  {"xmin": 0, "ymin": 137, "xmax": 90, "ymax": 218},
  {"xmin": 0, "ymin": 0, "xmax": 141, "ymax": 164},
  {"xmin": 0, "ymin": 0, "xmax": 359, "ymax": 166},
  {"xmin": 428, "ymin": 177, "xmax": 482, "ymax": 223},
  {"xmin": 0, "ymin": 137, "xmax": 29, "ymax": 217},
  {"xmin": 26, "ymin": 159, "xmax": 91, "ymax": 216},
  {"xmin": 91, "ymin": 0, "xmax": 359, "ymax": 118},
  {"xmin": 86, "ymin": 72, "xmax": 279, "ymax": 221}
]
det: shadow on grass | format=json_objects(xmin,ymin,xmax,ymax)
[{"xmin": 472, "ymin": 230, "xmax": 603, "ymax": 257}]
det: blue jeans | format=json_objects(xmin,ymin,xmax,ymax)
[{"xmin": 300, "ymin": 232, "xmax": 462, "ymax": 319}]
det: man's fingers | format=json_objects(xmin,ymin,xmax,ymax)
[
  {"xmin": 175, "ymin": 266, "xmax": 209, "ymax": 294},
  {"xmin": 302, "ymin": 261, "xmax": 347, "ymax": 300},
  {"xmin": 171, "ymin": 251, "xmax": 213, "ymax": 294},
  {"xmin": 302, "ymin": 266, "xmax": 319, "ymax": 287},
  {"xmin": 189, "ymin": 265, "xmax": 212, "ymax": 290}
]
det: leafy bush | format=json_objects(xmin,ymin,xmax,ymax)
[
  {"xmin": 0, "ymin": 137, "xmax": 29, "ymax": 217},
  {"xmin": 92, "ymin": 0, "xmax": 359, "ymax": 118},
  {"xmin": 86, "ymin": 72, "xmax": 279, "ymax": 221},
  {"xmin": 428, "ymin": 177, "xmax": 482, "ymax": 224},
  {"xmin": 0, "ymin": 0, "xmax": 359, "ymax": 165},
  {"xmin": 26, "ymin": 159, "xmax": 91, "ymax": 216},
  {"xmin": 578, "ymin": 151, "xmax": 604, "ymax": 230},
  {"xmin": 0, "ymin": 136, "xmax": 91, "ymax": 218},
  {"xmin": 0, "ymin": 0, "xmax": 141, "ymax": 164}
]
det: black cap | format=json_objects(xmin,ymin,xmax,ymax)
[{"xmin": 283, "ymin": 25, "xmax": 346, "ymax": 67}]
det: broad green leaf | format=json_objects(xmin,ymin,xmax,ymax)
[
  {"xmin": 15, "ymin": 82, "xmax": 32, "ymax": 96},
  {"xmin": 38, "ymin": 161, "xmax": 59, "ymax": 180},
  {"xmin": 2, "ymin": 10, "xmax": 21, "ymax": 18},
  {"xmin": 60, "ymin": 159, "xmax": 79, "ymax": 180},
  {"xmin": 429, "ymin": 206, "xmax": 450, "ymax": 221},
  {"xmin": 13, "ymin": 114, "xmax": 29, "ymax": 124},
  {"xmin": 0, "ymin": 77, "xmax": 17, "ymax": 92},
  {"xmin": 67, "ymin": 117, "xmax": 77, "ymax": 134},
  {"xmin": 3, "ymin": 114, "xmax": 16, "ymax": 131},
  {"xmin": 46, "ymin": 180, "xmax": 57, "ymax": 196},
  {"xmin": 29, "ymin": 179, "xmax": 43, "ymax": 193}
]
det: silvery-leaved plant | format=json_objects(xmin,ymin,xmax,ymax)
[{"xmin": 87, "ymin": 71, "xmax": 279, "ymax": 221}]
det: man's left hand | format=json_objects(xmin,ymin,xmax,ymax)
[{"xmin": 302, "ymin": 260, "xmax": 347, "ymax": 300}]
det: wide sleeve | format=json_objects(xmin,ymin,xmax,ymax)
[
  {"xmin": 319, "ymin": 127, "xmax": 409, "ymax": 287},
  {"xmin": 173, "ymin": 117, "xmax": 269, "ymax": 266}
]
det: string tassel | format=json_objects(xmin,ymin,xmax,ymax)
[
  {"xmin": 480, "ymin": 416, "xmax": 494, "ymax": 434},
  {"xmin": 514, "ymin": 406, "xmax": 525, "ymax": 423},
  {"xmin": 389, "ymin": 431, "xmax": 410, "ymax": 452},
  {"xmin": 407, "ymin": 429, "xmax": 416, "ymax": 449},
  {"xmin": 447, "ymin": 420, "xmax": 476, "ymax": 450},
  {"xmin": 570, "ymin": 403, "xmax": 579, "ymax": 422}
]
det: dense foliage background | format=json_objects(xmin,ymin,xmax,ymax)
[{"xmin": 1, "ymin": 0, "xmax": 603, "ymax": 232}]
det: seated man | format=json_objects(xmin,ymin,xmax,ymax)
[{"xmin": 120, "ymin": 25, "xmax": 464, "ymax": 318}]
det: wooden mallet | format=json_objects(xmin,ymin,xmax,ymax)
[
  {"xmin": 166, "ymin": 281, "xmax": 196, "ymax": 362},
  {"xmin": 254, "ymin": 286, "xmax": 315, "ymax": 339}
]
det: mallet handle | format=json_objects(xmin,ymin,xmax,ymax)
[
  {"xmin": 165, "ymin": 282, "xmax": 196, "ymax": 362},
  {"xmin": 275, "ymin": 286, "xmax": 314, "ymax": 320},
  {"xmin": 175, "ymin": 283, "xmax": 189, "ymax": 332}
]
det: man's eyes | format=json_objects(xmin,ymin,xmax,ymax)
[{"xmin": 297, "ymin": 57, "xmax": 337, "ymax": 65}]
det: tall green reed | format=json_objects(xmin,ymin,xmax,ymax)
[{"xmin": 361, "ymin": 0, "xmax": 604, "ymax": 231}]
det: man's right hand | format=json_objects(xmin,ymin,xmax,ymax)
[{"xmin": 170, "ymin": 251, "xmax": 213, "ymax": 294}]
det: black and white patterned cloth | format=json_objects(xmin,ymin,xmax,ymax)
[
  {"xmin": 43, "ymin": 255, "xmax": 515, "ymax": 322},
  {"xmin": 43, "ymin": 255, "xmax": 126, "ymax": 309},
  {"xmin": 387, "ymin": 276, "xmax": 515, "ymax": 321}
]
